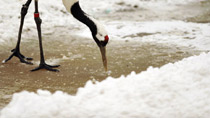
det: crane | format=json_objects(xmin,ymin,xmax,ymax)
[{"xmin": 3, "ymin": 0, "xmax": 109, "ymax": 72}]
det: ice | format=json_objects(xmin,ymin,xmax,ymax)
[{"xmin": 1, "ymin": 52, "xmax": 210, "ymax": 118}]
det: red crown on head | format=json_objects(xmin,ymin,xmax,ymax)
[{"xmin": 104, "ymin": 35, "xmax": 109, "ymax": 42}]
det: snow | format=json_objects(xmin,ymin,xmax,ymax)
[
  {"xmin": 108, "ymin": 21, "xmax": 210, "ymax": 50},
  {"xmin": 1, "ymin": 0, "xmax": 210, "ymax": 50},
  {"xmin": 1, "ymin": 52, "xmax": 210, "ymax": 118},
  {"xmin": 1, "ymin": 0, "xmax": 210, "ymax": 117}
]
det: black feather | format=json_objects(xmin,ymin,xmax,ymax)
[{"xmin": 71, "ymin": 2, "xmax": 97, "ymax": 36}]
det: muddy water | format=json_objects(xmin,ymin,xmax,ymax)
[{"xmin": 0, "ymin": 33, "xmax": 200, "ymax": 109}]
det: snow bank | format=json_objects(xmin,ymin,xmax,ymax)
[
  {"xmin": 1, "ymin": 52, "xmax": 210, "ymax": 118},
  {"xmin": 1, "ymin": 0, "xmax": 210, "ymax": 117}
]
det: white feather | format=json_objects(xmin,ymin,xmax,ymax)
[
  {"xmin": 92, "ymin": 18, "xmax": 108, "ymax": 42},
  {"xmin": 62, "ymin": 0, "xmax": 108, "ymax": 42}
]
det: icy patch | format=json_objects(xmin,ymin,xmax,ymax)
[{"xmin": 1, "ymin": 52, "xmax": 210, "ymax": 118}]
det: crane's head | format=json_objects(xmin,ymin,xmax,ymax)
[
  {"xmin": 95, "ymin": 31, "xmax": 109, "ymax": 47},
  {"xmin": 92, "ymin": 22, "xmax": 109, "ymax": 71},
  {"xmin": 68, "ymin": 0, "xmax": 109, "ymax": 71}
]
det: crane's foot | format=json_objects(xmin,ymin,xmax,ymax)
[
  {"xmin": 31, "ymin": 63, "xmax": 60, "ymax": 72},
  {"xmin": 2, "ymin": 49, "xmax": 33, "ymax": 65}
]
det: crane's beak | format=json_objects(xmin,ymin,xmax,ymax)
[{"xmin": 99, "ymin": 46, "xmax": 107, "ymax": 71}]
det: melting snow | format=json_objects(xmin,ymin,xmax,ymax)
[
  {"xmin": 1, "ymin": 0, "xmax": 210, "ymax": 117},
  {"xmin": 1, "ymin": 52, "xmax": 210, "ymax": 118}
]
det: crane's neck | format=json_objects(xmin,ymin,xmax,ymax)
[
  {"xmin": 71, "ymin": 2, "xmax": 97, "ymax": 37},
  {"xmin": 62, "ymin": 0, "xmax": 78, "ymax": 13}
]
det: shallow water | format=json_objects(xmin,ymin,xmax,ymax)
[{"xmin": 0, "ymin": 33, "xmax": 200, "ymax": 109}]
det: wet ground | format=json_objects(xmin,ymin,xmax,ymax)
[
  {"xmin": 0, "ymin": 34, "xmax": 200, "ymax": 109},
  {"xmin": 0, "ymin": 0, "xmax": 209, "ymax": 109}
]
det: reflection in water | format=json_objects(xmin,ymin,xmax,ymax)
[{"xmin": 0, "ymin": 35, "xmax": 199, "ymax": 109}]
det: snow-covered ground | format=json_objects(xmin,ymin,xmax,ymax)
[
  {"xmin": 1, "ymin": 52, "xmax": 210, "ymax": 118},
  {"xmin": 0, "ymin": 0, "xmax": 210, "ymax": 117},
  {"xmin": 108, "ymin": 21, "xmax": 210, "ymax": 50},
  {"xmin": 1, "ymin": 0, "xmax": 209, "ymax": 50}
]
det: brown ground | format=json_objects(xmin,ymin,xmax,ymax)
[{"xmin": 0, "ymin": 33, "xmax": 200, "ymax": 109}]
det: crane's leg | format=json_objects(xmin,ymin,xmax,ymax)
[
  {"xmin": 3, "ymin": 0, "xmax": 33, "ymax": 64},
  {"xmin": 31, "ymin": 0, "xmax": 60, "ymax": 72}
]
